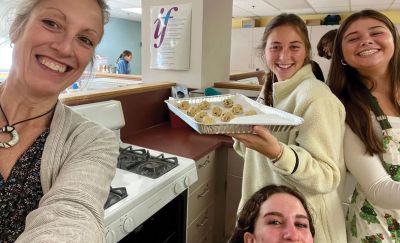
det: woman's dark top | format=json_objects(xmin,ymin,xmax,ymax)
[{"xmin": 0, "ymin": 129, "xmax": 49, "ymax": 242}]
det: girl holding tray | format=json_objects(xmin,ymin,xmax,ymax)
[{"xmin": 230, "ymin": 13, "xmax": 347, "ymax": 243}]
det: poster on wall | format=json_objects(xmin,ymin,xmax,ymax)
[{"xmin": 150, "ymin": 3, "xmax": 192, "ymax": 70}]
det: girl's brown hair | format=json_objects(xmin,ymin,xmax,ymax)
[{"xmin": 327, "ymin": 9, "xmax": 400, "ymax": 155}]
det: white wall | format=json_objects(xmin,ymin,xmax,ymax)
[{"xmin": 141, "ymin": 0, "xmax": 232, "ymax": 89}]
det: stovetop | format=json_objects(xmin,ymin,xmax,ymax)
[
  {"xmin": 117, "ymin": 146, "xmax": 179, "ymax": 179},
  {"xmin": 104, "ymin": 144, "xmax": 197, "ymax": 226},
  {"xmin": 104, "ymin": 145, "xmax": 181, "ymax": 209},
  {"xmin": 104, "ymin": 187, "xmax": 128, "ymax": 209}
]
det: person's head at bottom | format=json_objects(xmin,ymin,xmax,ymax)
[{"xmin": 229, "ymin": 185, "xmax": 314, "ymax": 243}]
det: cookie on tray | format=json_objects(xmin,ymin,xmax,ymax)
[
  {"xmin": 187, "ymin": 106, "xmax": 200, "ymax": 117},
  {"xmin": 198, "ymin": 100, "xmax": 211, "ymax": 110},
  {"xmin": 220, "ymin": 111, "xmax": 235, "ymax": 122},
  {"xmin": 231, "ymin": 104, "xmax": 243, "ymax": 114},
  {"xmin": 244, "ymin": 109, "xmax": 257, "ymax": 116},
  {"xmin": 177, "ymin": 100, "xmax": 190, "ymax": 110},
  {"xmin": 194, "ymin": 111, "xmax": 208, "ymax": 122},
  {"xmin": 202, "ymin": 115, "xmax": 215, "ymax": 125},
  {"xmin": 222, "ymin": 98, "xmax": 234, "ymax": 108},
  {"xmin": 211, "ymin": 106, "xmax": 222, "ymax": 117}
]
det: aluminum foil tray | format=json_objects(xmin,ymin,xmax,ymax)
[{"xmin": 165, "ymin": 94, "xmax": 304, "ymax": 134}]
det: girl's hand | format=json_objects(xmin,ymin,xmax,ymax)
[{"xmin": 229, "ymin": 125, "xmax": 282, "ymax": 160}]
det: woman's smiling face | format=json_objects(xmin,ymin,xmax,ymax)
[
  {"xmin": 341, "ymin": 17, "xmax": 394, "ymax": 74},
  {"xmin": 265, "ymin": 25, "xmax": 307, "ymax": 81},
  {"xmin": 9, "ymin": 0, "xmax": 104, "ymax": 97}
]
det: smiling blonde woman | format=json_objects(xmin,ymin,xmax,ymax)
[{"xmin": 0, "ymin": 0, "xmax": 118, "ymax": 242}]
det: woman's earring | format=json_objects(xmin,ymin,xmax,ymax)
[
  {"xmin": 341, "ymin": 59, "xmax": 348, "ymax": 66},
  {"xmin": 9, "ymin": 42, "xmax": 14, "ymax": 48}
]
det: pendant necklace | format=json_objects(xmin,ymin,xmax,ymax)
[{"xmin": 0, "ymin": 103, "xmax": 57, "ymax": 148}]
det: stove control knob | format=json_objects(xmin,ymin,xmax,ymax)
[
  {"xmin": 184, "ymin": 176, "xmax": 191, "ymax": 187},
  {"xmin": 123, "ymin": 217, "xmax": 135, "ymax": 233},
  {"xmin": 105, "ymin": 230, "xmax": 116, "ymax": 243},
  {"xmin": 174, "ymin": 182, "xmax": 183, "ymax": 194}
]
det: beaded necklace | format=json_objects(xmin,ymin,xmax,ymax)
[{"xmin": 0, "ymin": 103, "xmax": 56, "ymax": 148}]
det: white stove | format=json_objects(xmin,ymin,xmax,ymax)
[{"xmin": 71, "ymin": 100, "xmax": 198, "ymax": 243}]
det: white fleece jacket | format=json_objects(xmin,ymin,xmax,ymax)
[{"xmin": 234, "ymin": 64, "xmax": 347, "ymax": 243}]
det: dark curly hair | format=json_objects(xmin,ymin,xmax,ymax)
[{"xmin": 228, "ymin": 185, "xmax": 315, "ymax": 243}]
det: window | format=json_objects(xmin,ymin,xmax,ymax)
[{"xmin": 0, "ymin": 38, "xmax": 12, "ymax": 81}]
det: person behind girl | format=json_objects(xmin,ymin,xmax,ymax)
[
  {"xmin": 328, "ymin": 9, "xmax": 400, "ymax": 242},
  {"xmin": 230, "ymin": 13, "xmax": 347, "ymax": 242},
  {"xmin": 116, "ymin": 50, "xmax": 132, "ymax": 74},
  {"xmin": 229, "ymin": 185, "xmax": 315, "ymax": 243},
  {"xmin": 317, "ymin": 29, "xmax": 338, "ymax": 60}
]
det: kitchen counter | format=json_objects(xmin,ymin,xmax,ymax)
[
  {"xmin": 93, "ymin": 72, "xmax": 142, "ymax": 80},
  {"xmin": 60, "ymin": 81, "xmax": 175, "ymax": 106},
  {"xmin": 61, "ymin": 80, "xmax": 234, "ymax": 161},
  {"xmin": 124, "ymin": 122, "xmax": 233, "ymax": 161},
  {"xmin": 214, "ymin": 81, "xmax": 262, "ymax": 91}
]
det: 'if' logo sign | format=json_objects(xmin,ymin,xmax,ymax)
[{"xmin": 153, "ymin": 7, "xmax": 179, "ymax": 48}]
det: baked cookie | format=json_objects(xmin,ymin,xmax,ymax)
[
  {"xmin": 211, "ymin": 106, "xmax": 222, "ymax": 117},
  {"xmin": 194, "ymin": 111, "xmax": 208, "ymax": 122},
  {"xmin": 220, "ymin": 111, "xmax": 234, "ymax": 122},
  {"xmin": 177, "ymin": 100, "xmax": 190, "ymax": 110},
  {"xmin": 244, "ymin": 109, "xmax": 257, "ymax": 116},
  {"xmin": 187, "ymin": 106, "xmax": 200, "ymax": 117},
  {"xmin": 202, "ymin": 116, "xmax": 215, "ymax": 125},
  {"xmin": 231, "ymin": 104, "xmax": 243, "ymax": 114},
  {"xmin": 198, "ymin": 100, "xmax": 211, "ymax": 110},
  {"xmin": 222, "ymin": 98, "xmax": 234, "ymax": 108}
]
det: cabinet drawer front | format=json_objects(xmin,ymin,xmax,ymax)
[
  {"xmin": 190, "ymin": 151, "xmax": 216, "ymax": 193},
  {"xmin": 187, "ymin": 205, "xmax": 214, "ymax": 243},
  {"xmin": 188, "ymin": 179, "xmax": 215, "ymax": 224},
  {"xmin": 199, "ymin": 231, "xmax": 214, "ymax": 243}
]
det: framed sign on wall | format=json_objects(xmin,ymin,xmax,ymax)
[{"xmin": 150, "ymin": 3, "xmax": 192, "ymax": 70}]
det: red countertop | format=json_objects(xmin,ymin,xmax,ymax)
[{"xmin": 123, "ymin": 122, "xmax": 234, "ymax": 161}]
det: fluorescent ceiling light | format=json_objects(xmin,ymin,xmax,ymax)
[{"xmin": 122, "ymin": 8, "xmax": 142, "ymax": 15}]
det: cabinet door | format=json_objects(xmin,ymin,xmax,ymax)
[
  {"xmin": 230, "ymin": 28, "xmax": 254, "ymax": 72},
  {"xmin": 309, "ymin": 25, "xmax": 339, "ymax": 81},
  {"xmin": 252, "ymin": 27, "xmax": 266, "ymax": 72}
]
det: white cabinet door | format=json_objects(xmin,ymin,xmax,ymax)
[
  {"xmin": 252, "ymin": 27, "xmax": 266, "ymax": 72},
  {"xmin": 230, "ymin": 28, "xmax": 253, "ymax": 72},
  {"xmin": 309, "ymin": 25, "xmax": 339, "ymax": 81}
]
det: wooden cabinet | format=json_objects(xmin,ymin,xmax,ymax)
[
  {"xmin": 186, "ymin": 151, "xmax": 217, "ymax": 243},
  {"xmin": 186, "ymin": 147, "xmax": 244, "ymax": 243},
  {"xmin": 224, "ymin": 148, "xmax": 244, "ymax": 241}
]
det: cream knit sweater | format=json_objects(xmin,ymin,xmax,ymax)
[{"xmin": 16, "ymin": 101, "xmax": 119, "ymax": 243}]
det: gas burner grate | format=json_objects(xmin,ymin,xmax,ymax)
[
  {"xmin": 104, "ymin": 187, "xmax": 128, "ymax": 209},
  {"xmin": 118, "ymin": 146, "xmax": 179, "ymax": 179}
]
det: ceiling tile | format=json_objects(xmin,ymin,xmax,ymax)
[
  {"xmin": 233, "ymin": 6, "xmax": 258, "ymax": 17},
  {"xmin": 351, "ymin": 4, "xmax": 392, "ymax": 11},
  {"xmin": 314, "ymin": 7, "xmax": 351, "ymax": 13},
  {"xmin": 263, "ymin": 0, "xmax": 310, "ymax": 10},
  {"xmin": 307, "ymin": 0, "xmax": 348, "ymax": 8}
]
